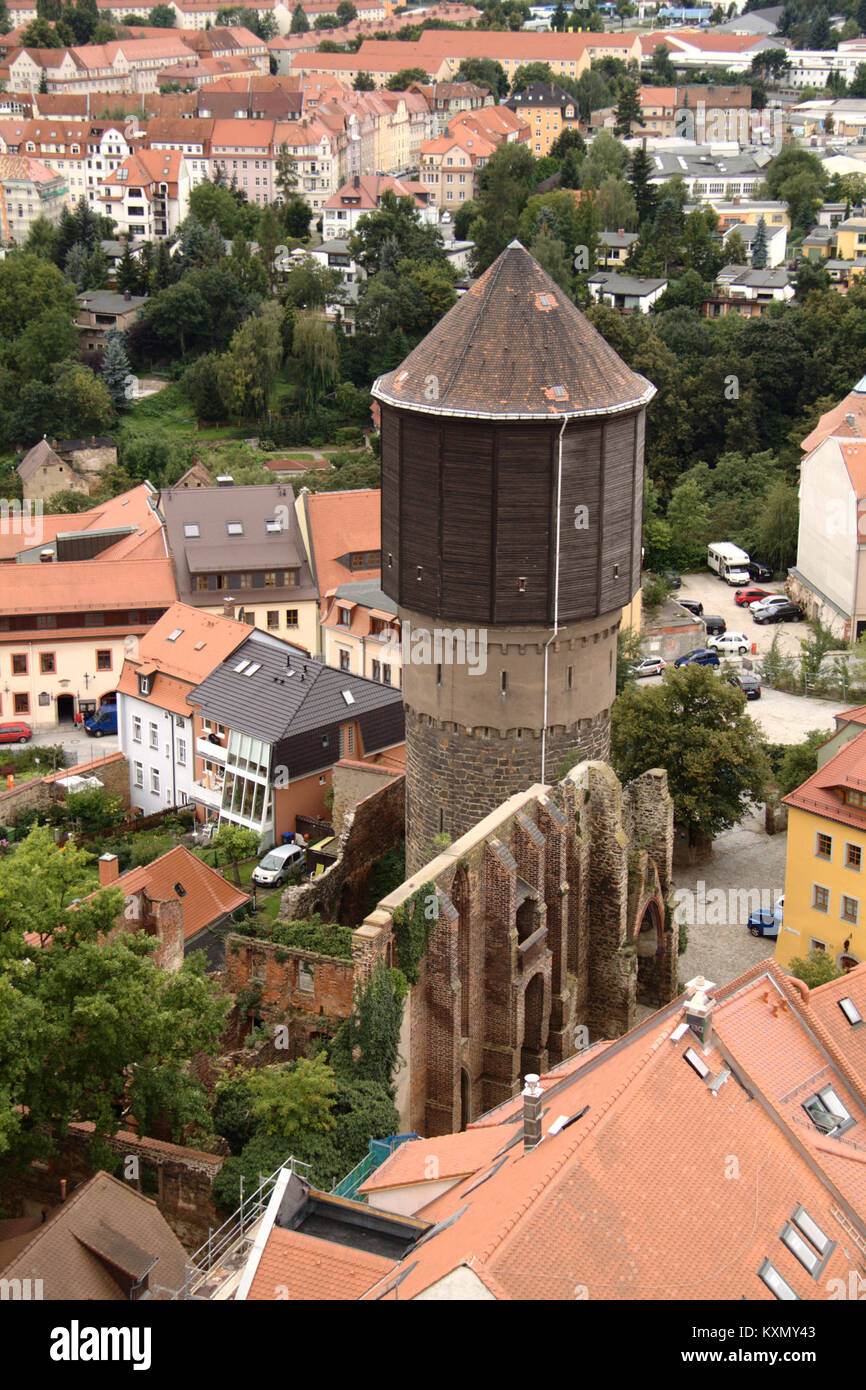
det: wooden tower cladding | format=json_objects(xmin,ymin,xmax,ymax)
[{"xmin": 372, "ymin": 242, "xmax": 656, "ymax": 873}]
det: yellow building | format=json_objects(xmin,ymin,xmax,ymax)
[
  {"xmin": 505, "ymin": 81, "xmax": 581, "ymax": 158},
  {"xmin": 776, "ymin": 724, "xmax": 866, "ymax": 975},
  {"xmin": 835, "ymin": 216, "xmax": 866, "ymax": 262}
]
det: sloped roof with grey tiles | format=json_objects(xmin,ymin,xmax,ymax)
[
  {"xmin": 188, "ymin": 630, "xmax": 403, "ymax": 744},
  {"xmin": 372, "ymin": 241, "xmax": 654, "ymax": 420}
]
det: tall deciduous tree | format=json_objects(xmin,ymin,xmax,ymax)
[{"xmin": 611, "ymin": 665, "xmax": 770, "ymax": 844}]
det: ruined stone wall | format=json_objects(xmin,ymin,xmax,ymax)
[
  {"xmin": 0, "ymin": 1124, "xmax": 225, "ymax": 1257},
  {"xmin": 354, "ymin": 760, "xmax": 677, "ymax": 1136}
]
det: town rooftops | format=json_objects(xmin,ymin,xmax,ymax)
[
  {"xmin": 0, "ymin": 1171, "xmax": 188, "ymax": 1300},
  {"xmin": 598, "ymin": 230, "xmax": 639, "ymax": 249},
  {"xmin": 783, "ymin": 725, "xmax": 866, "ymax": 828},
  {"xmin": 189, "ymin": 630, "xmax": 404, "ymax": 745},
  {"xmin": 117, "ymin": 601, "xmax": 253, "ymax": 688},
  {"xmin": 160, "ymin": 483, "xmax": 317, "ymax": 606},
  {"xmin": 98, "ymin": 844, "xmax": 249, "ymax": 944},
  {"xmin": 332, "ymin": 579, "xmax": 397, "ymax": 616},
  {"xmin": 373, "ymin": 242, "xmax": 655, "ymax": 420},
  {"xmin": 588, "ymin": 271, "xmax": 668, "ymax": 296},
  {"xmin": 1, "ymin": 556, "xmax": 177, "ymax": 618},
  {"xmin": 506, "ymin": 81, "xmax": 576, "ymax": 108},
  {"xmin": 801, "ymin": 377, "xmax": 866, "ymax": 453},
  {"xmin": 299, "ymin": 487, "xmax": 381, "ymax": 606},
  {"xmin": 77, "ymin": 290, "xmax": 149, "ymax": 315},
  {"xmin": 0, "ymin": 482, "xmax": 164, "ymax": 564}
]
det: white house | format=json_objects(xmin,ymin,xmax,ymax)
[{"xmin": 586, "ymin": 272, "xmax": 667, "ymax": 313}]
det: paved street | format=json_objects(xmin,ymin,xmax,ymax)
[{"xmin": 29, "ymin": 723, "xmax": 120, "ymax": 766}]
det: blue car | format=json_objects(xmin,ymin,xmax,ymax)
[
  {"xmin": 674, "ymin": 647, "xmax": 720, "ymax": 668},
  {"xmin": 747, "ymin": 896, "xmax": 784, "ymax": 939}
]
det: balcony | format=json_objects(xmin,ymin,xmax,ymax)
[
  {"xmin": 196, "ymin": 735, "xmax": 227, "ymax": 762},
  {"xmin": 190, "ymin": 777, "xmax": 224, "ymax": 810}
]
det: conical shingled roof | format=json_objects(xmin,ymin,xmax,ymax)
[{"xmin": 372, "ymin": 241, "xmax": 655, "ymax": 420}]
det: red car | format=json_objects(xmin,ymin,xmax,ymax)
[
  {"xmin": 0, "ymin": 721, "xmax": 32, "ymax": 744},
  {"xmin": 735, "ymin": 587, "xmax": 774, "ymax": 607}
]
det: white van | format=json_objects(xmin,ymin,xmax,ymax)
[{"xmin": 708, "ymin": 541, "xmax": 750, "ymax": 585}]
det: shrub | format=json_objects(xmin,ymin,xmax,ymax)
[{"xmin": 270, "ymin": 916, "xmax": 354, "ymax": 959}]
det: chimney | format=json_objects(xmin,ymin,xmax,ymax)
[
  {"xmin": 216, "ymin": 474, "xmax": 234, "ymax": 487},
  {"xmin": 522, "ymin": 1073, "xmax": 543, "ymax": 1153},
  {"xmin": 617, "ymin": 227, "xmax": 624, "ymax": 235},
  {"xmin": 39, "ymin": 548, "xmax": 54, "ymax": 563},
  {"xmin": 684, "ymin": 976, "xmax": 716, "ymax": 1049},
  {"xmin": 59, "ymin": 1178, "xmax": 67, "ymax": 1201},
  {"xmin": 99, "ymin": 853, "xmax": 119, "ymax": 886},
  {"xmin": 223, "ymin": 595, "xmax": 236, "ymax": 618},
  {"xmin": 124, "ymin": 290, "xmax": 131, "ymax": 301},
  {"xmin": 353, "ymin": 173, "xmax": 360, "ymax": 188}
]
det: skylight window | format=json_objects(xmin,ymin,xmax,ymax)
[
  {"xmin": 551, "ymin": 385, "xmax": 566, "ymax": 400},
  {"xmin": 791, "ymin": 1205, "xmax": 831, "ymax": 1257},
  {"xmin": 167, "ymin": 628, "xmax": 183, "ymax": 642},
  {"xmin": 265, "ymin": 520, "xmax": 281, "ymax": 534},
  {"xmin": 194, "ymin": 641, "xmax": 206, "ymax": 651},
  {"xmin": 758, "ymin": 1260, "xmax": 799, "ymax": 1301},
  {"xmin": 227, "ymin": 522, "xmax": 244, "ymax": 536},
  {"xmin": 234, "ymin": 660, "xmax": 250, "ymax": 673},
  {"xmin": 683, "ymin": 1048, "xmax": 709, "ymax": 1080},
  {"xmin": 839, "ymin": 997, "xmax": 863, "ymax": 1025},
  {"xmin": 803, "ymin": 1084, "xmax": 854, "ymax": 1136},
  {"xmin": 341, "ymin": 690, "xmax": 355, "ymax": 705},
  {"xmin": 780, "ymin": 1225, "xmax": 820, "ymax": 1276},
  {"xmin": 184, "ymin": 523, "xmax": 199, "ymax": 537},
  {"xmin": 244, "ymin": 662, "xmax": 261, "ymax": 677}
]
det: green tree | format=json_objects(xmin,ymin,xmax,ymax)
[
  {"xmin": 213, "ymin": 824, "xmax": 261, "ymax": 886},
  {"xmin": 469, "ymin": 141, "xmax": 537, "ymax": 273},
  {"xmin": 349, "ymin": 187, "xmax": 444, "ymax": 274},
  {"xmin": 330, "ymin": 961, "xmax": 405, "ymax": 1093},
  {"xmin": 217, "ymin": 299, "xmax": 284, "ymax": 419},
  {"xmin": 651, "ymin": 42, "xmax": 676, "ymax": 83},
  {"xmin": 627, "ymin": 145, "xmax": 658, "ymax": 224},
  {"xmin": 775, "ymin": 730, "xmax": 827, "ymax": 796},
  {"xmin": 189, "ymin": 178, "xmax": 246, "ymax": 238},
  {"xmin": 23, "ymin": 16, "xmax": 63, "ymax": 43},
  {"xmin": 0, "ymin": 252, "xmax": 77, "ymax": 345},
  {"xmin": 455, "ymin": 56, "xmax": 509, "ymax": 98},
  {"xmin": 725, "ymin": 229, "xmax": 749, "ymax": 265},
  {"xmin": 52, "ymin": 362, "xmax": 115, "ymax": 438},
  {"xmin": 246, "ymin": 1056, "xmax": 338, "ymax": 1142},
  {"xmin": 292, "ymin": 311, "xmax": 340, "ymax": 405},
  {"xmin": 385, "ymin": 67, "xmax": 429, "ymax": 90},
  {"xmin": 653, "ymin": 195, "xmax": 684, "ymax": 276},
  {"xmin": 614, "ymin": 79, "xmax": 644, "ymax": 137},
  {"xmin": 751, "ymin": 214, "xmax": 768, "ymax": 270},
  {"xmin": 789, "ymin": 947, "xmax": 844, "ymax": 988},
  {"xmin": 596, "ymin": 176, "xmax": 637, "ymax": 232},
  {"xmin": 100, "ymin": 327, "xmax": 132, "ymax": 410},
  {"xmin": 64, "ymin": 785, "xmax": 124, "ymax": 833},
  {"xmin": 0, "ymin": 827, "xmax": 228, "ymax": 1160},
  {"xmin": 665, "ymin": 476, "xmax": 712, "ymax": 570},
  {"xmin": 353, "ymin": 70, "xmax": 375, "ymax": 89},
  {"xmin": 281, "ymin": 194, "xmax": 313, "ymax": 239},
  {"xmin": 290, "ymin": 1, "xmax": 309, "ymax": 29},
  {"xmin": 757, "ymin": 478, "xmax": 798, "ymax": 570},
  {"xmin": 14, "ymin": 306, "xmax": 77, "ymax": 381},
  {"xmin": 611, "ymin": 665, "xmax": 771, "ymax": 845},
  {"xmin": 275, "ymin": 141, "xmax": 298, "ymax": 203},
  {"xmin": 149, "ymin": 1, "xmax": 175, "ymax": 22}
]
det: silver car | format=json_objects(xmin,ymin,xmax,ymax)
[{"xmin": 251, "ymin": 843, "xmax": 306, "ymax": 887}]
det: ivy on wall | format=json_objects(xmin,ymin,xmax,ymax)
[{"xmin": 391, "ymin": 881, "xmax": 438, "ymax": 984}]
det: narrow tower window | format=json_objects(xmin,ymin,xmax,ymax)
[
  {"xmin": 501, "ymin": 671, "xmax": 508, "ymax": 694},
  {"xmin": 567, "ymin": 665, "xmax": 574, "ymax": 690}
]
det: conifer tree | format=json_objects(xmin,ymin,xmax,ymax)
[{"xmin": 101, "ymin": 327, "xmax": 132, "ymax": 410}]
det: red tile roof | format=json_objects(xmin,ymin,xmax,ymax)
[
  {"xmin": 301, "ymin": 488, "xmax": 381, "ymax": 609},
  {"xmin": 105, "ymin": 844, "xmax": 248, "ymax": 942},
  {"xmin": 247, "ymin": 1226, "xmax": 394, "ymax": 1300},
  {"xmin": 783, "ymin": 725, "xmax": 866, "ymax": 828}
]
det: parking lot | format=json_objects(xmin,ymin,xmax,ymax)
[
  {"xmin": 676, "ymin": 571, "xmax": 804, "ymax": 660},
  {"xmin": 28, "ymin": 723, "xmax": 120, "ymax": 764}
]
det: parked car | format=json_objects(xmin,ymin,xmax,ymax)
[
  {"xmin": 708, "ymin": 631, "xmax": 751, "ymax": 655},
  {"xmin": 754, "ymin": 601, "xmax": 804, "ymax": 624},
  {"xmin": 703, "ymin": 615, "xmax": 726, "ymax": 636},
  {"xmin": 724, "ymin": 567, "xmax": 751, "ymax": 587},
  {"xmin": 251, "ymin": 843, "xmax": 306, "ymax": 888},
  {"xmin": 747, "ymin": 895, "xmax": 783, "ymax": 938},
  {"xmin": 747, "ymin": 560, "xmax": 773, "ymax": 582},
  {"xmin": 632, "ymin": 656, "xmax": 666, "ymax": 678},
  {"xmin": 726, "ymin": 672, "xmax": 761, "ymax": 699},
  {"xmin": 0, "ymin": 721, "xmax": 32, "ymax": 744},
  {"xmin": 749, "ymin": 594, "xmax": 788, "ymax": 612},
  {"xmin": 674, "ymin": 648, "xmax": 720, "ymax": 668},
  {"xmin": 678, "ymin": 597, "xmax": 703, "ymax": 617},
  {"xmin": 735, "ymin": 587, "xmax": 774, "ymax": 607},
  {"xmin": 84, "ymin": 708, "xmax": 118, "ymax": 737},
  {"xmin": 663, "ymin": 572, "xmax": 682, "ymax": 589}
]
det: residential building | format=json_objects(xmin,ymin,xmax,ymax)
[
  {"xmin": 649, "ymin": 147, "xmax": 768, "ymax": 201},
  {"xmin": 777, "ymin": 729, "xmax": 866, "ymax": 973},
  {"xmin": 229, "ymin": 958, "xmax": 866, "ymax": 1299},
  {"xmin": 160, "ymin": 481, "xmax": 319, "ymax": 654},
  {"xmin": 209, "ymin": 117, "xmax": 276, "ymax": 205},
  {"xmin": 802, "ymin": 225, "xmax": 835, "ymax": 261},
  {"xmin": 596, "ymin": 229, "xmax": 638, "ymax": 269},
  {"xmin": 789, "ymin": 423, "xmax": 866, "ymax": 644},
  {"xmin": 116, "ymin": 600, "xmax": 253, "ymax": 817},
  {"xmin": 272, "ymin": 116, "xmax": 340, "ymax": 214},
  {"xmin": 94, "ymin": 845, "xmax": 249, "ymax": 969},
  {"xmin": 98, "ymin": 148, "xmax": 191, "ymax": 241},
  {"xmin": 322, "ymin": 172, "xmax": 435, "ymax": 241},
  {"xmin": 0, "ymin": 483, "xmax": 176, "ymax": 728},
  {"xmin": 0, "ymin": 1171, "xmax": 189, "ymax": 1300},
  {"xmin": 308, "ymin": 236, "xmax": 362, "ymax": 285},
  {"xmin": 76, "ymin": 290, "xmax": 149, "ymax": 362},
  {"xmin": 708, "ymin": 198, "xmax": 789, "ymax": 232},
  {"xmin": 505, "ymin": 82, "xmax": 580, "ymax": 157},
  {"xmin": 418, "ymin": 127, "xmax": 494, "ymax": 209},
  {"xmin": 704, "ymin": 264, "xmax": 794, "ymax": 317},
  {"xmin": 187, "ymin": 629, "xmax": 404, "ymax": 844},
  {"xmin": 721, "ymin": 218, "xmax": 787, "ymax": 267},
  {"xmin": 0, "ymin": 152, "xmax": 66, "ymax": 243},
  {"xmin": 835, "ymin": 215, "xmax": 866, "ymax": 262},
  {"xmin": 587, "ymin": 271, "xmax": 668, "ymax": 312},
  {"xmin": 16, "ymin": 438, "xmax": 90, "ymax": 505},
  {"xmin": 321, "ymin": 580, "xmax": 401, "ymax": 685},
  {"xmin": 146, "ymin": 115, "xmax": 214, "ymax": 189},
  {"xmin": 410, "ymin": 79, "xmax": 490, "ymax": 137},
  {"xmin": 293, "ymin": 486, "xmax": 381, "ymax": 633}
]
